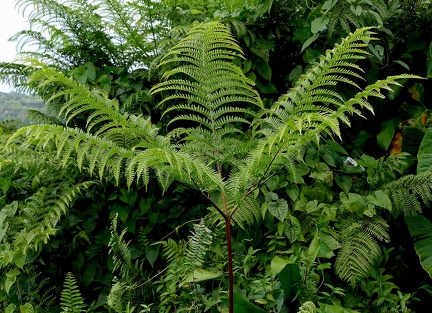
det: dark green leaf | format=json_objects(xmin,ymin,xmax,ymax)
[
  {"xmin": 286, "ymin": 184, "xmax": 299, "ymax": 201},
  {"xmin": 221, "ymin": 293, "xmax": 266, "ymax": 313},
  {"xmin": 278, "ymin": 263, "xmax": 301, "ymax": 300},
  {"xmin": 284, "ymin": 215, "xmax": 301, "ymax": 243},
  {"xmin": 145, "ymin": 245, "xmax": 159, "ymax": 267},
  {"xmin": 417, "ymin": 128, "xmax": 432, "ymax": 173},
  {"xmin": 377, "ymin": 119, "xmax": 400, "ymax": 151},
  {"xmin": 406, "ymin": 215, "xmax": 432, "ymax": 278},
  {"xmin": 268, "ymin": 199, "xmax": 288, "ymax": 222},
  {"xmin": 83, "ymin": 262, "xmax": 97, "ymax": 286},
  {"xmin": 335, "ymin": 175, "xmax": 352, "ymax": 194},
  {"xmin": 402, "ymin": 126, "xmax": 425, "ymax": 155}
]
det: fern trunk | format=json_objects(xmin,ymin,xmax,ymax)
[{"xmin": 225, "ymin": 215, "xmax": 234, "ymax": 313}]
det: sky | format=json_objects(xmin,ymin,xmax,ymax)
[{"xmin": 0, "ymin": 1, "xmax": 29, "ymax": 93}]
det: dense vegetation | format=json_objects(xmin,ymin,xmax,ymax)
[
  {"xmin": 0, "ymin": 92, "xmax": 44, "ymax": 122},
  {"xmin": 0, "ymin": 0, "xmax": 431, "ymax": 312}
]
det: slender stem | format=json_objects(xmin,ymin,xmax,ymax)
[{"xmin": 224, "ymin": 214, "xmax": 234, "ymax": 313}]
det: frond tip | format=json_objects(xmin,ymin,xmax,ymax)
[
  {"xmin": 60, "ymin": 272, "xmax": 86, "ymax": 313},
  {"xmin": 151, "ymin": 21, "xmax": 263, "ymax": 135}
]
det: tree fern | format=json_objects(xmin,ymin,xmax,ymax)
[
  {"xmin": 60, "ymin": 272, "xmax": 86, "ymax": 313},
  {"xmin": 3, "ymin": 22, "xmax": 422, "ymax": 313}
]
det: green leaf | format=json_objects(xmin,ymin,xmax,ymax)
[
  {"xmin": 184, "ymin": 269, "xmax": 221, "ymax": 283},
  {"xmin": 284, "ymin": 215, "xmax": 301, "ymax": 244},
  {"xmin": 6, "ymin": 303, "xmax": 16, "ymax": 313},
  {"xmin": 301, "ymin": 33, "xmax": 319, "ymax": 52},
  {"xmin": 394, "ymin": 60, "xmax": 410, "ymax": 70},
  {"xmin": 318, "ymin": 233, "xmax": 340, "ymax": 258},
  {"xmin": 286, "ymin": 184, "xmax": 299, "ymax": 201},
  {"xmin": 278, "ymin": 263, "xmax": 301, "ymax": 299},
  {"xmin": 73, "ymin": 66, "xmax": 88, "ymax": 84},
  {"xmin": 406, "ymin": 215, "xmax": 432, "ymax": 278},
  {"xmin": 85, "ymin": 62, "xmax": 96, "ymax": 81},
  {"xmin": 145, "ymin": 245, "xmax": 159, "ymax": 268},
  {"xmin": 19, "ymin": 303, "xmax": 34, "ymax": 313},
  {"xmin": 322, "ymin": 0, "xmax": 337, "ymax": 13},
  {"xmin": 402, "ymin": 126, "xmax": 425, "ymax": 155},
  {"xmin": 287, "ymin": 65, "xmax": 303, "ymax": 82},
  {"xmin": 318, "ymin": 302, "xmax": 360, "ymax": 313},
  {"xmin": 5, "ymin": 275, "xmax": 17, "ymax": 294},
  {"xmin": 417, "ymin": 128, "xmax": 432, "ymax": 173},
  {"xmin": 377, "ymin": 119, "xmax": 400, "ymax": 151},
  {"xmin": 335, "ymin": 175, "xmax": 352, "ymax": 194},
  {"xmin": 311, "ymin": 17, "xmax": 329, "ymax": 34},
  {"xmin": 268, "ymin": 198, "xmax": 289, "ymax": 222},
  {"xmin": 303, "ymin": 48, "xmax": 321, "ymax": 64},
  {"xmin": 221, "ymin": 292, "xmax": 267, "ymax": 313},
  {"xmin": 72, "ymin": 253, "xmax": 85, "ymax": 271},
  {"xmin": 270, "ymin": 256, "xmax": 293, "ymax": 278},
  {"xmin": 256, "ymin": 58, "xmax": 272, "ymax": 81},
  {"xmin": 83, "ymin": 262, "xmax": 97, "ymax": 286},
  {"xmin": 6, "ymin": 269, "xmax": 20, "ymax": 277},
  {"xmin": 366, "ymin": 190, "xmax": 392, "ymax": 211},
  {"xmin": 427, "ymin": 42, "xmax": 432, "ymax": 78},
  {"xmin": 307, "ymin": 230, "xmax": 321, "ymax": 265},
  {"xmin": 0, "ymin": 178, "xmax": 11, "ymax": 195},
  {"xmin": 266, "ymin": 175, "xmax": 279, "ymax": 191},
  {"xmin": 350, "ymin": 5, "xmax": 362, "ymax": 16}
]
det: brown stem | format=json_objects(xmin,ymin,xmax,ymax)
[{"xmin": 224, "ymin": 214, "xmax": 234, "ymax": 313}]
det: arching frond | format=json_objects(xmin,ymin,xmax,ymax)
[{"xmin": 26, "ymin": 62, "xmax": 162, "ymax": 149}]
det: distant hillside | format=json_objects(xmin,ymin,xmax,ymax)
[{"xmin": 0, "ymin": 92, "xmax": 45, "ymax": 123}]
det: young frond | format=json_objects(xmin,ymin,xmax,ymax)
[{"xmin": 151, "ymin": 21, "xmax": 262, "ymax": 140}]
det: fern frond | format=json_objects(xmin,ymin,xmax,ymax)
[
  {"xmin": 151, "ymin": 21, "xmax": 262, "ymax": 167},
  {"xmin": 335, "ymin": 216, "xmax": 389, "ymax": 283},
  {"xmin": 60, "ymin": 272, "xmax": 86, "ymax": 313},
  {"xmin": 185, "ymin": 220, "xmax": 213, "ymax": 267},
  {"xmin": 109, "ymin": 215, "xmax": 143, "ymax": 282},
  {"xmin": 26, "ymin": 62, "xmax": 161, "ymax": 149},
  {"xmin": 160, "ymin": 238, "xmax": 184, "ymax": 263},
  {"xmin": 383, "ymin": 171, "xmax": 432, "ymax": 216}
]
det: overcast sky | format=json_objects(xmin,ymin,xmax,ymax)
[{"xmin": 0, "ymin": 1, "xmax": 29, "ymax": 93}]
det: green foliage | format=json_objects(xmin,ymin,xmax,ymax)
[
  {"xmin": 406, "ymin": 215, "xmax": 432, "ymax": 279},
  {"xmin": 335, "ymin": 216, "xmax": 390, "ymax": 283},
  {"xmin": 417, "ymin": 128, "xmax": 432, "ymax": 173},
  {"xmin": 383, "ymin": 171, "xmax": 432, "ymax": 216},
  {"xmin": 60, "ymin": 272, "xmax": 86, "ymax": 313},
  {"xmin": 1, "ymin": 0, "xmax": 431, "ymax": 312}
]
